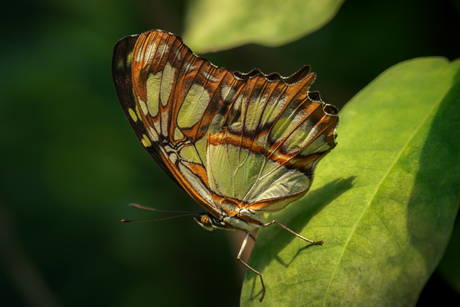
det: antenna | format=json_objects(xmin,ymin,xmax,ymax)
[{"xmin": 121, "ymin": 203, "xmax": 201, "ymax": 223}]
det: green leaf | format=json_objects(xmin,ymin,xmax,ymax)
[
  {"xmin": 241, "ymin": 57, "xmax": 460, "ymax": 305},
  {"xmin": 183, "ymin": 0, "xmax": 345, "ymax": 53}
]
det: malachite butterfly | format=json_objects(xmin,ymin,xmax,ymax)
[{"xmin": 112, "ymin": 29, "xmax": 338, "ymax": 301}]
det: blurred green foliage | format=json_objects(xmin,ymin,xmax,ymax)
[
  {"xmin": 1, "ymin": 0, "xmax": 459, "ymax": 306},
  {"xmin": 183, "ymin": 0, "xmax": 345, "ymax": 52}
]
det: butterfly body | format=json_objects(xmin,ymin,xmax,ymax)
[{"xmin": 112, "ymin": 29, "xmax": 338, "ymax": 301}]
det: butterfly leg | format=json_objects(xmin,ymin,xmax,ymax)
[
  {"xmin": 237, "ymin": 232, "xmax": 266, "ymax": 302},
  {"xmin": 263, "ymin": 220, "xmax": 323, "ymax": 244}
]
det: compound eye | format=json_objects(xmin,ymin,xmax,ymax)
[
  {"xmin": 193, "ymin": 214, "xmax": 215, "ymax": 233},
  {"xmin": 200, "ymin": 214, "xmax": 211, "ymax": 226}
]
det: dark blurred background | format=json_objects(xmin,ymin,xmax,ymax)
[{"xmin": 1, "ymin": 0, "xmax": 459, "ymax": 306}]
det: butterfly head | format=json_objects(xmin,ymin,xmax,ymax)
[{"xmin": 193, "ymin": 213, "xmax": 217, "ymax": 233}]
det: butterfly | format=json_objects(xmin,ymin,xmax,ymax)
[{"xmin": 112, "ymin": 29, "xmax": 338, "ymax": 301}]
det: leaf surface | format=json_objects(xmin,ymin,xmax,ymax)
[
  {"xmin": 241, "ymin": 57, "xmax": 460, "ymax": 306},
  {"xmin": 183, "ymin": 0, "xmax": 345, "ymax": 52}
]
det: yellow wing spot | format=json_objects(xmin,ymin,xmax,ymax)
[
  {"xmin": 300, "ymin": 134, "xmax": 329, "ymax": 156},
  {"xmin": 138, "ymin": 96, "xmax": 148, "ymax": 115},
  {"xmin": 245, "ymin": 98, "xmax": 265, "ymax": 131},
  {"xmin": 284, "ymin": 119, "xmax": 315, "ymax": 152},
  {"xmin": 161, "ymin": 63, "xmax": 175, "ymax": 106},
  {"xmin": 261, "ymin": 104, "xmax": 282, "ymax": 125},
  {"xmin": 174, "ymin": 127, "xmax": 184, "ymax": 141},
  {"xmin": 126, "ymin": 51, "xmax": 133, "ymax": 66},
  {"xmin": 117, "ymin": 51, "xmax": 133, "ymax": 70},
  {"xmin": 195, "ymin": 137, "xmax": 208, "ymax": 165},
  {"xmin": 177, "ymin": 84, "xmax": 210, "ymax": 128},
  {"xmin": 135, "ymin": 105, "xmax": 142, "ymax": 122},
  {"xmin": 146, "ymin": 72, "xmax": 161, "ymax": 117},
  {"xmin": 141, "ymin": 134, "xmax": 152, "ymax": 147},
  {"xmin": 128, "ymin": 108, "xmax": 138, "ymax": 122},
  {"xmin": 209, "ymin": 113, "xmax": 225, "ymax": 134},
  {"xmin": 270, "ymin": 111, "xmax": 305, "ymax": 143},
  {"xmin": 179, "ymin": 144, "xmax": 201, "ymax": 164}
]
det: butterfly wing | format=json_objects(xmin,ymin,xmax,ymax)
[
  {"xmin": 112, "ymin": 30, "xmax": 242, "ymax": 218},
  {"xmin": 112, "ymin": 29, "xmax": 338, "ymax": 223},
  {"xmin": 112, "ymin": 33, "xmax": 180, "ymax": 187},
  {"xmin": 205, "ymin": 69, "xmax": 339, "ymax": 217}
]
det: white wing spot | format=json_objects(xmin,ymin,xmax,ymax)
[
  {"xmin": 183, "ymin": 61, "xmax": 196, "ymax": 73},
  {"xmin": 221, "ymin": 84, "xmax": 236, "ymax": 103},
  {"xmin": 159, "ymin": 43, "xmax": 169, "ymax": 57},
  {"xmin": 154, "ymin": 120, "xmax": 160, "ymax": 133},
  {"xmin": 148, "ymin": 126, "xmax": 159, "ymax": 142},
  {"xmin": 169, "ymin": 153, "xmax": 178, "ymax": 164},
  {"xmin": 138, "ymin": 97, "xmax": 148, "ymax": 115},
  {"xmin": 143, "ymin": 41, "xmax": 157, "ymax": 64},
  {"xmin": 173, "ymin": 48, "xmax": 181, "ymax": 61},
  {"xmin": 161, "ymin": 111, "xmax": 169, "ymax": 137},
  {"xmin": 201, "ymin": 70, "xmax": 219, "ymax": 82},
  {"xmin": 134, "ymin": 45, "xmax": 144, "ymax": 62}
]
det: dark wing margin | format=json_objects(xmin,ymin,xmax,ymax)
[{"xmin": 111, "ymin": 34, "xmax": 181, "ymax": 187}]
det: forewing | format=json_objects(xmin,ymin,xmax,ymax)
[
  {"xmin": 112, "ymin": 34, "xmax": 180, "ymax": 186},
  {"xmin": 112, "ymin": 30, "xmax": 245, "ymax": 218}
]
